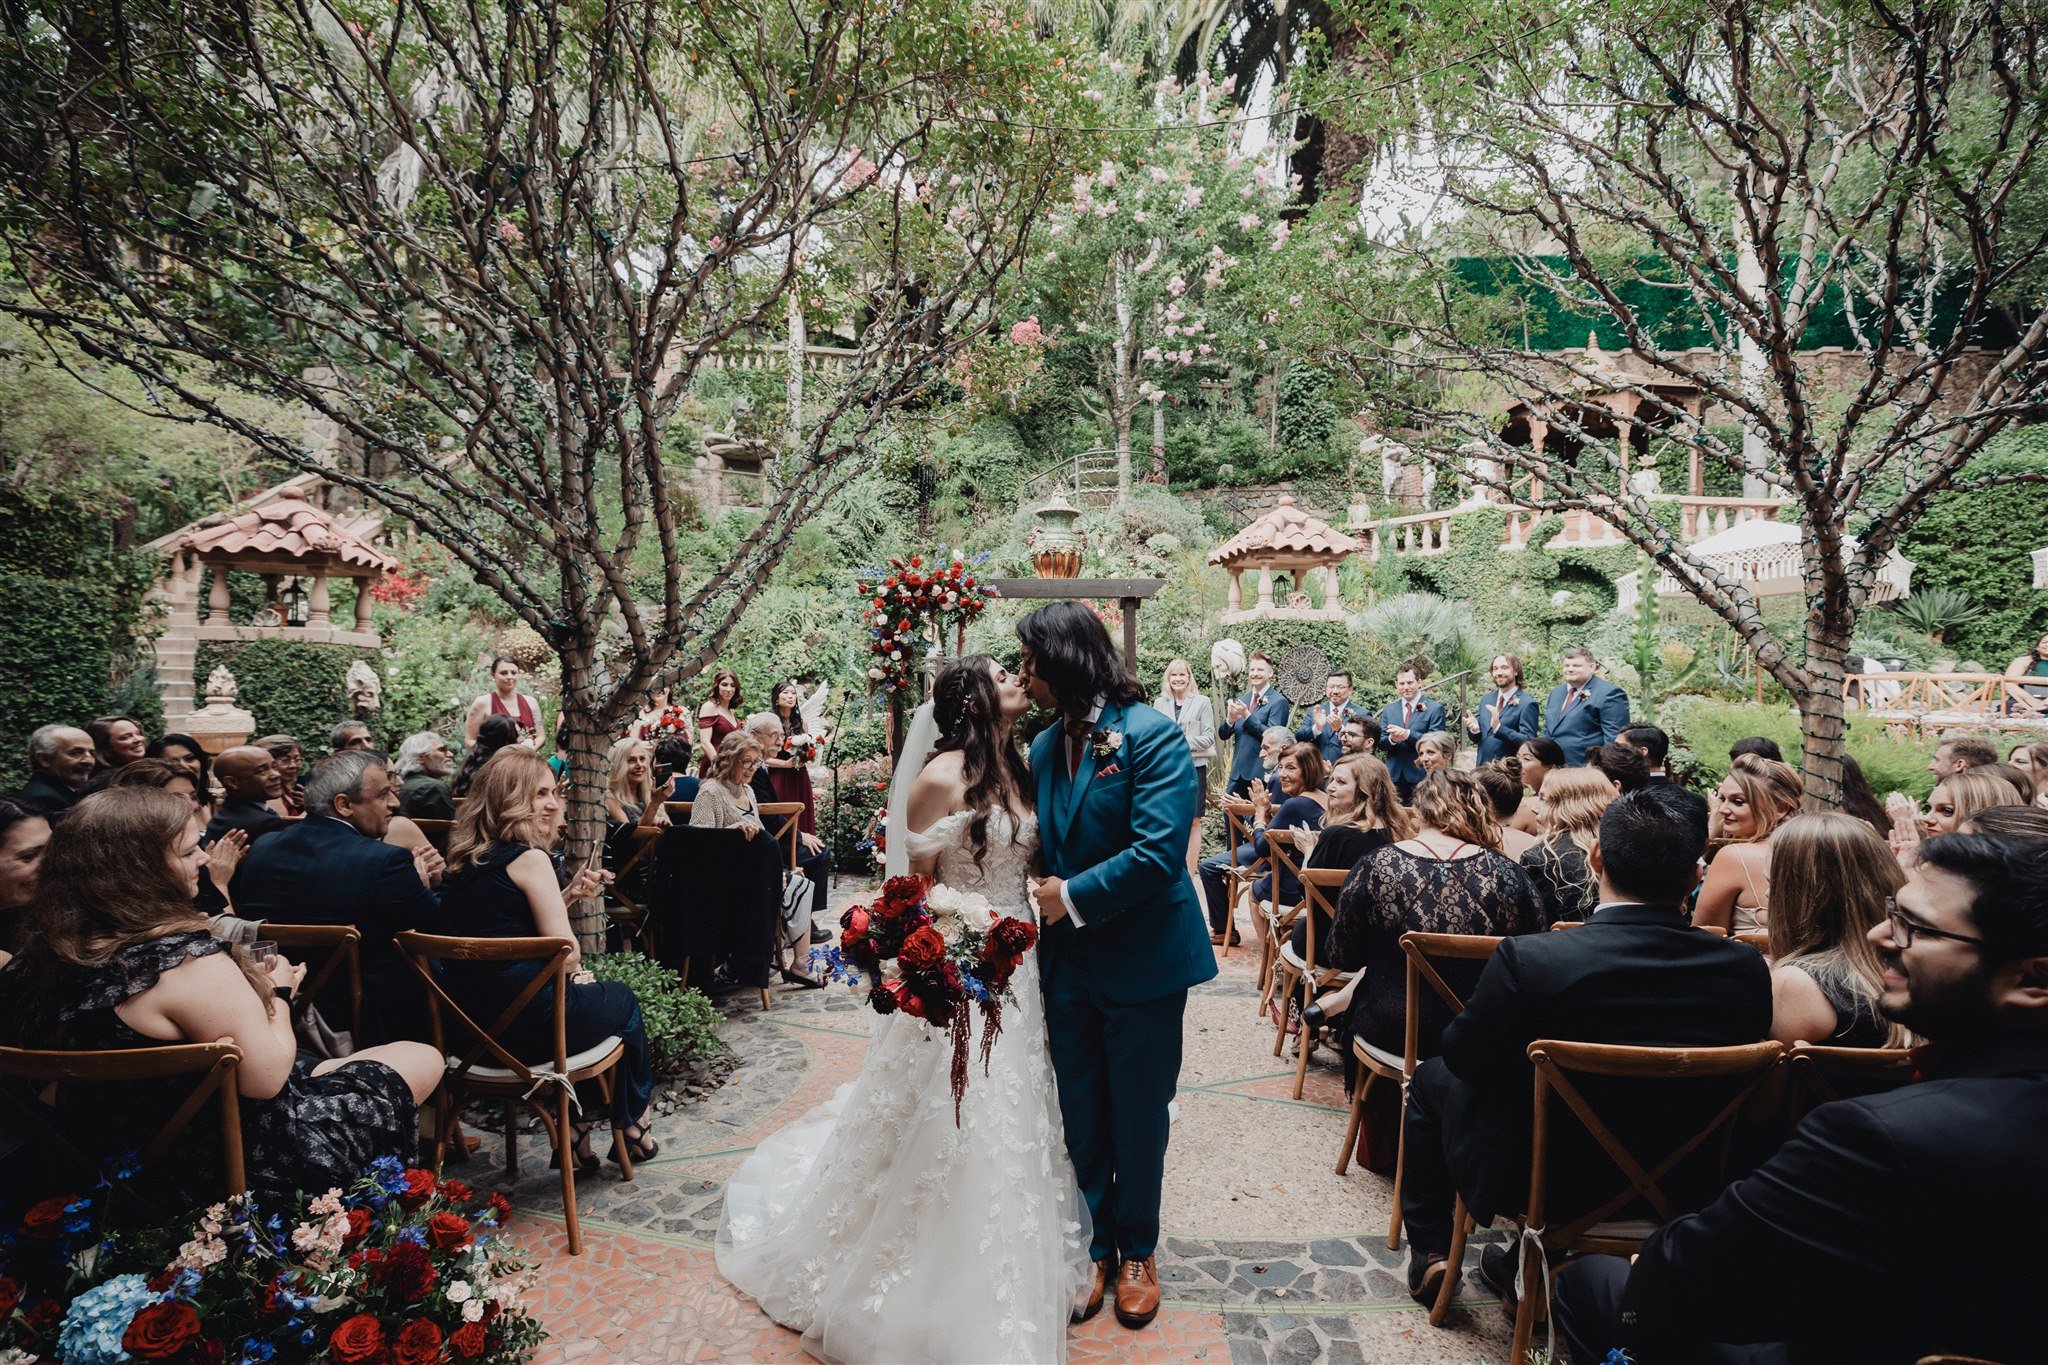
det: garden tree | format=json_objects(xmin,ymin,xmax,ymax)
[
  {"xmin": 1273, "ymin": 0, "xmax": 2048, "ymax": 808},
  {"xmin": 1028, "ymin": 58, "xmax": 1293, "ymax": 494},
  {"xmin": 0, "ymin": 0, "xmax": 1090, "ymax": 942}
]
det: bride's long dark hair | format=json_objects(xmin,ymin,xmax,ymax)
[{"xmin": 931, "ymin": 655, "xmax": 1033, "ymax": 872}]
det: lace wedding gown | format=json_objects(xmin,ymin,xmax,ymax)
[{"xmin": 716, "ymin": 806, "xmax": 1094, "ymax": 1364}]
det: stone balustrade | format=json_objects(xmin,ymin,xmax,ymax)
[{"xmin": 1355, "ymin": 494, "xmax": 1787, "ymax": 560}]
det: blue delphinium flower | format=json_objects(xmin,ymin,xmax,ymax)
[
  {"xmin": 239, "ymin": 1342, "xmax": 276, "ymax": 1364},
  {"xmin": 396, "ymin": 1226, "xmax": 427, "ymax": 1248},
  {"xmin": 367, "ymin": 1155, "xmax": 408, "ymax": 1192},
  {"xmin": 55, "ymin": 1273, "xmax": 159, "ymax": 1365}
]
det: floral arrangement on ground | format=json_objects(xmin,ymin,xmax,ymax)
[{"xmin": 0, "ymin": 1160, "xmax": 544, "ymax": 1364}]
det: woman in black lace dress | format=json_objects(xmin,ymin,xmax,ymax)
[
  {"xmin": 1289, "ymin": 755, "xmax": 1414, "ymax": 962},
  {"xmin": 1302, "ymin": 770, "xmax": 1541, "ymax": 1091},
  {"xmin": 0, "ymin": 789, "xmax": 442, "ymax": 1211}
]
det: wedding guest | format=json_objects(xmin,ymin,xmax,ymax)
[
  {"xmin": 1414, "ymin": 731, "xmax": 1457, "ymax": 777},
  {"xmin": 1298, "ymin": 670, "xmax": 1370, "ymax": 766},
  {"xmin": 1288, "ymin": 755, "xmax": 1414, "ymax": 962},
  {"xmin": 1928, "ymin": 733, "xmax": 1996, "ymax": 781},
  {"xmin": 107, "ymin": 757, "xmax": 203, "ymax": 805},
  {"xmin": 1474, "ymin": 763, "xmax": 1539, "ymax": 858},
  {"xmin": 1961, "ymin": 804, "xmax": 2048, "ymax": 838},
  {"xmin": 1693, "ymin": 754, "xmax": 1802, "ymax": 933},
  {"xmin": 1219, "ymin": 652, "xmax": 1293, "ymax": 797},
  {"xmin": 109, "ymin": 760, "xmax": 250, "ymax": 922},
  {"xmin": 1586, "ymin": 741, "xmax": 1651, "ymax": 794},
  {"xmin": 1377, "ymin": 663, "xmax": 1445, "ymax": 803},
  {"xmin": 205, "ymin": 746, "xmax": 286, "ymax": 846},
  {"xmin": 1839, "ymin": 754, "xmax": 1893, "ymax": 838},
  {"xmin": 1199, "ymin": 726, "xmax": 1300, "ymax": 943},
  {"xmin": 2011, "ymin": 741, "xmax": 2048, "ymax": 806},
  {"xmin": 1519, "ymin": 768, "xmax": 1620, "ymax": 927},
  {"xmin": 761, "ymin": 684, "xmax": 822, "ymax": 833},
  {"xmin": 233, "ymin": 751, "xmax": 444, "ymax": 1045},
  {"xmin": 2001, "ymin": 630, "xmax": 2048, "ymax": 713},
  {"xmin": 394, "ymin": 731, "xmax": 458, "ymax": 820},
  {"xmin": 1241, "ymin": 744, "xmax": 1330, "ymax": 959},
  {"xmin": 743, "ymin": 714, "xmax": 831, "ymax": 942},
  {"xmin": 87, "ymin": 714, "xmax": 148, "ymax": 773},
  {"xmin": 1155, "ymin": 658, "xmax": 1217, "ymax": 877},
  {"xmin": 1917, "ymin": 768, "xmax": 2022, "ymax": 841},
  {"xmin": 1617, "ymin": 723, "xmax": 1672, "ymax": 783},
  {"xmin": 463, "ymin": 655, "xmax": 542, "ymax": 748},
  {"xmin": 0, "ymin": 788, "xmax": 440, "ymax": 1208},
  {"xmin": 1516, "ymin": 734, "xmax": 1566, "ymax": 823},
  {"xmin": 605, "ymin": 737, "xmax": 674, "ymax": 829},
  {"xmin": 653, "ymin": 737, "xmax": 701, "ymax": 804},
  {"xmin": 630, "ymin": 686, "xmax": 693, "ymax": 746},
  {"xmin": 146, "ymin": 733, "xmax": 214, "ymax": 805},
  {"xmin": 1728, "ymin": 735, "xmax": 1783, "ymax": 763},
  {"xmin": 452, "ymin": 714, "xmax": 520, "ymax": 797},
  {"xmin": 254, "ymin": 734, "xmax": 306, "ymax": 817},
  {"xmin": 696, "ymin": 669, "xmax": 743, "ymax": 777},
  {"xmin": 439, "ymin": 747, "xmax": 656, "ymax": 1172},
  {"xmin": 692, "ymin": 731, "xmax": 768, "ymax": 841},
  {"xmin": 16, "ymin": 724, "xmax": 95, "ymax": 818},
  {"xmin": 1765, "ymin": 814, "xmax": 1907, "ymax": 1049},
  {"xmin": 1982, "ymin": 761, "xmax": 2036, "ymax": 805},
  {"xmin": 1469, "ymin": 653, "xmax": 1540, "ymax": 765},
  {"xmin": 329, "ymin": 719, "xmax": 375, "ymax": 754},
  {"xmin": 1302, "ymin": 770, "xmax": 1540, "ymax": 1091},
  {"xmin": 1341, "ymin": 715, "xmax": 1378, "ymax": 759},
  {"xmin": 0, "ymin": 798, "xmax": 50, "ymax": 963},
  {"xmin": 1487, "ymin": 757, "xmax": 1543, "ymax": 838},
  {"xmin": 1542, "ymin": 648, "xmax": 1630, "ymax": 766}
]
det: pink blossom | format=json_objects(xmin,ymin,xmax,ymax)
[
  {"xmin": 1166, "ymin": 275, "xmax": 1187, "ymax": 297},
  {"xmin": 1132, "ymin": 210, "xmax": 1148, "ymax": 223},
  {"xmin": 1221, "ymin": 75, "xmax": 1238, "ymax": 95},
  {"xmin": 842, "ymin": 155, "xmax": 880, "ymax": 190},
  {"xmin": 708, "ymin": 234, "xmax": 725, "ymax": 251},
  {"xmin": 1198, "ymin": 343, "xmax": 1213, "ymax": 355},
  {"xmin": 1238, "ymin": 212, "xmax": 1261, "ymax": 231},
  {"xmin": 1254, "ymin": 166, "xmax": 1274, "ymax": 188},
  {"xmin": 1150, "ymin": 166, "xmax": 1171, "ymax": 184},
  {"xmin": 1196, "ymin": 70, "xmax": 1213, "ymax": 90},
  {"xmin": 1165, "ymin": 304, "xmax": 1185, "ymax": 322},
  {"xmin": 1239, "ymin": 182, "xmax": 1259, "ymax": 198},
  {"xmin": 1181, "ymin": 185, "xmax": 1204, "ymax": 209},
  {"xmin": 1288, "ymin": 293, "xmax": 1303, "ymax": 306},
  {"xmin": 1178, "ymin": 348, "xmax": 1196, "ymax": 364},
  {"xmin": 1097, "ymin": 161, "xmax": 1118, "ymax": 187},
  {"xmin": 1157, "ymin": 76, "xmax": 1181, "ymax": 96},
  {"xmin": 1143, "ymin": 346, "xmax": 1163, "ymax": 362},
  {"xmin": 1270, "ymin": 220, "xmax": 1291, "ymax": 250},
  {"xmin": 1163, "ymin": 324, "xmax": 1179, "ymax": 338},
  {"xmin": 1095, "ymin": 200, "xmax": 1117, "ymax": 217},
  {"xmin": 1082, "ymin": 89, "xmax": 1103, "ymax": 101},
  {"xmin": 1010, "ymin": 317, "xmax": 1045, "ymax": 346},
  {"xmin": 495, "ymin": 219, "xmax": 523, "ymax": 246}
]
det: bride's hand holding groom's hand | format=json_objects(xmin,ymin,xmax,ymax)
[{"xmin": 1028, "ymin": 876, "xmax": 1068, "ymax": 925}]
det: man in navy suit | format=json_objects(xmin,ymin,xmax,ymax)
[
  {"xmin": 1297, "ymin": 670, "xmax": 1371, "ymax": 765},
  {"xmin": 1376, "ymin": 663, "xmax": 1445, "ymax": 802},
  {"xmin": 1466, "ymin": 652, "xmax": 1541, "ymax": 766},
  {"xmin": 233, "ymin": 749, "xmax": 443, "ymax": 1045},
  {"xmin": 1218, "ymin": 652, "xmax": 1292, "ymax": 797},
  {"xmin": 1553, "ymin": 827, "xmax": 2048, "ymax": 1365},
  {"xmin": 1542, "ymin": 646, "xmax": 1630, "ymax": 766}
]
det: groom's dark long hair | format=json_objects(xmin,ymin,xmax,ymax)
[
  {"xmin": 932, "ymin": 656, "xmax": 1033, "ymax": 873},
  {"xmin": 1015, "ymin": 602, "xmax": 1143, "ymax": 728}
]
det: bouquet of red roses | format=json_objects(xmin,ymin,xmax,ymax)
[
  {"xmin": 856, "ymin": 555, "xmax": 1000, "ymax": 696},
  {"xmin": 810, "ymin": 874, "xmax": 1038, "ymax": 1124},
  {"xmin": 781, "ymin": 732, "xmax": 822, "ymax": 766}
]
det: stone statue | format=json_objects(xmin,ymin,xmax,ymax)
[
  {"xmin": 205, "ymin": 666, "xmax": 239, "ymax": 704},
  {"xmin": 345, "ymin": 659, "xmax": 384, "ymax": 716}
]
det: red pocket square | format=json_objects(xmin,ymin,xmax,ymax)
[{"xmin": 1096, "ymin": 762, "xmax": 1122, "ymax": 778}]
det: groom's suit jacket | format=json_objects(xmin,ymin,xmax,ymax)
[{"xmin": 1032, "ymin": 698, "xmax": 1219, "ymax": 1006}]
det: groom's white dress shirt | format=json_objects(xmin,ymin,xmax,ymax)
[{"xmin": 1054, "ymin": 696, "xmax": 1105, "ymax": 928}]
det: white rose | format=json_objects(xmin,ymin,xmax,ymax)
[
  {"xmin": 447, "ymin": 1281, "xmax": 474, "ymax": 1303},
  {"xmin": 462, "ymin": 1300, "xmax": 486, "ymax": 1323}
]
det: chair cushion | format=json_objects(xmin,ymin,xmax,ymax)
[
  {"xmin": 451, "ymin": 1036, "xmax": 623, "ymax": 1082},
  {"xmin": 1580, "ymin": 1219, "xmax": 1660, "ymax": 1241},
  {"xmin": 1355, "ymin": 1038, "xmax": 1405, "ymax": 1074},
  {"xmin": 1279, "ymin": 942, "xmax": 1310, "ymax": 972}
]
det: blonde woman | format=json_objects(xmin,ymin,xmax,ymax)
[
  {"xmin": 1765, "ymin": 814, "xmax": 1910, "ymax": 1049},
  {"xmin": 1695, "ymin": 754, "xmax": 1804, "ymax": 933},
  {"xmin": 2010, "ymin": 741, "xmax": 2048, "ymax": 807},
  {"xmin": 1519, "ymin": 768, "xmax": 1619, "ymax": 926},
  {"xmin": 1154, "ymin": 657, "xmax": 1217, "ymax": 877},
  {"xmin": 690, "ymin": 730, "xmax": 766, "ymax": 839},
  {"xmin": 1918, "ymin": 769, "xmax": 2023, "ymax": 839},
  {"xmin": 605, "ymin": 737, "xmax": 675, "ymax": 829},
  {"xmin": 439, "ymin": 748, "xmax": 653, "ymax": 1172},
  {"xmin": 1288, "ymin": 755, "xmax": 1415, "ymax": 962},
  {"xmin": 1415, "ymin": 731, "xmax": 1457, "ymax": 776}
]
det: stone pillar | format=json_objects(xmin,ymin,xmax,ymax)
[
  {"xmin": 1256, "ymin": 564, "xmax": 1275, "ymax": 611},
  {"xmin": 308, "ymin": 572, "xmax": 332, "ymax": 629},
  {"xmin": 1324, "ymin": 564, "xmax": 1344, "ymax": 615},
  {"xmin": 206, "ymin": 566, "xmax": 231, "ymax": 626},
  {"xmin": 354, "ymin": 579, "xmax": 375, "ymax": 633},
  {"xmin": 1226, "ymin": 569, "xmax": 1243, "ymax": 614}
]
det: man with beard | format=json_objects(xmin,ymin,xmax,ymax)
[{"xmin": 1551, "ymin": 828, "xmax": 2048, "ymax": 1365}]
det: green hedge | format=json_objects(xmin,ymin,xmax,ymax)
[
  {"xmin": 192, "ymin": 638, "xmax": 378, "ymax": 755},
  {"xmin": 1900, "ymin": 435, "xmax": 2048, "ymax": 666},
  {"xmin": 1657, "ymin": 695, "xmax": 1942, "ymax": 801},
  {"xmin": 584, "ymin": 952, "xmax": 722, "ymax": 1074}
]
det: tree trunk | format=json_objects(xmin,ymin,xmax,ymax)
[
  {"xmin": 1794, "ymin": 619, "xmax": 1852, "ymax": 811},
  {"xmin": 1150, "ymin": 399, "xmax": 1167, "ymax": 484},
  {"xmin": 555, "ymin": 650, "xmax": 613, "ymax": 951},
  {"xmin": 1309, "ymin": 20, "xmax": 1377, "ymax": 209},
  {"xmin": 785, "ymin": 252, "xmax": 806, "ymax": 457},
  {"xmin": 1112, "ymin": 255, "xmax": 1133, "ymax": 501}
]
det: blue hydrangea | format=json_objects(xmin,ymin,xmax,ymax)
[
  {"xmin": 55, "ymin": 1273, "xmax": 160, "ymax": 1365},
  {"xmin": 396, "ymin": 1226, "xmax": 427, "ymax": 1248}
]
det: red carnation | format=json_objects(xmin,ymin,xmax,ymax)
[
  {"xmin": 898, "ymin": 925, "xmax": 947, "ymax": 974},
  {"xmin": 392, "ymin": 1318, "xmax": 443, "ymax": 1365},
  {"xmin": 449, "ymin": 1321, "xmax": 489, "ymax": 1361},
  {"xmin": 909, "ymin": 555, "xmax": 923, "ymax": 567},
  {"xmin": 21, "ymin": 1196, "xmax": 70, "ymax": 1241},
  {"xmin": 348, "ymin": 1246, "xmax": 385, "ymax": 1272},
  {"xmin": 487, "ymin": 1192, "xmax": 513, "ymax": 1224},
  {"xmin": 375, "ymin": 1244, "xmax": 438, "ymax": 1302},
  {"xmin": 0, "ymin": 1276, "xmax": 20, "ymax": 1320},
  {"xmin": 397, "ymin": 1168, "xmax": 436, "ymax": 1209},
  {"xmin": 342, "ymin": 1207, "xmax": 374, "ymax": 1245},
  {"xmin": 439, "ymin": 1178, "xmax": 475, "ymax": 1205},
  {"xmin": 329, "ymin": 1313, "xmax": 385, "ymax": 1365},
  {"xmin": 426, "ymin": 1211, "xmax": 472, "ymax": 1252},
  {"xmin": 122, "ymin": 1301, "xmax": 202, "ymax": 1360}
]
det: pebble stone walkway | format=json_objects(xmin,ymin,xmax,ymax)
[{"xmin": 485, "ymin": 887, "xmax": 1520, "ymax": 1364}]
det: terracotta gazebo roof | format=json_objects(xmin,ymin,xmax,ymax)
[
  {"xmin": 180, "ymin": 487, "xmax": 396, "ymax": 574},
  {"xmin": 1207, "ymin": 495, "xmax": 1360, "ymax": 566}
]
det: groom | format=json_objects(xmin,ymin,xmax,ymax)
[{"xmin": 1017, "ymin": 603, "xmax": 1218, "ymax": 1331}]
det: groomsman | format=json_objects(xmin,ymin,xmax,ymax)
[
  {"xmin": 1377, "ymin": 663, "xmax": 1445, "ymax": 802},
  {"xmin": 1219, "ymin": 652, "xmax": 1293, "ymax": 797},
  {"xmin": 1467, "ymin": 652, "xmax": 1541, "ymax": 765},
  {"xmin": 1543, "ymin": 646, "xmax": 1631, "ymax": 766},
  {"xmin": 1297, "ymin": 670, "xmax": 1371, "ymax": 765}
]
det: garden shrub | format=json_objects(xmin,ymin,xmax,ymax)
[
  {"xmin": 585, "ymin": 952, "xmax": 722, "ymax": 1074},
  {"xmin": 193, "ymin": 638, "xmax": 377, "ymax": 753},
  {"xmin": 1899, "ymin": 434, "xmax": 2048, "ymax": 665},
  {"xmin": 1657, "ymin": 695, "xmax": 1941, "ymax": 801}
]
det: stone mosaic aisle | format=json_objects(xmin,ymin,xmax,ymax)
[{"xmin": 487, "ymin": 901, "xmax": 1519, "ymax": 1364}]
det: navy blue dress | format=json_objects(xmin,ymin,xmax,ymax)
[{"xmin": 437, "ymin": 844, "xmax": 654, "ymax": 1129}]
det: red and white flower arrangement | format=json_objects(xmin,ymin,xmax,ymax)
[
  {"xmin": 780, "ymin": 732, "xmax": 823, "ymax": 766},
  {"xmin": 855, "ymin": 556, "xmax": 999, "ymax": 696},
  {"xmin": 809, "ymin": 874, "xmax": 1038, "ymax": 1124},
  {"xmin": 635, "ymin": 705, "xmax": 695, "ymax": 744}
]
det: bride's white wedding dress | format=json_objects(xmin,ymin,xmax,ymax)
[{"xmin": 715, "ymin": 806, "xmax": 1094, "ymax": 1364}]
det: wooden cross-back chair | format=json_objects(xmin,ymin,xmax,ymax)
[
  {"xmin": 657, "ymin": 800, "xmax": 806, "ymax": 1003},
  {"xmin": 1255, "ymin": 828, "xmax": 1308, "ymax": 1012},
  {"xmin": 1787, "ymin": 1042, "xmax": 1915, "ymax": 1130},
  {"xmin": 1733, "ymin": 931, "xmax": 1773, "ymax": 953},
  {"xmin": 0, "ymin": 1042, "xmax": 247, "ymax": 1220},
  {"xmin": 256, "ymin": 923, "xmax": 364, "ymax": 1043},
  {"xmin": 1337, "ymin": 931, "xmax": 1504, "ymax": 1252},
  {"xmin": 1219, "ymin": 802, "xmax": 1268, "ymax": 957},
  {"xmin": 1269, "ymin": 865, "xmax": 1353, "ymax": 1099},
  {"xmin": 394, "ymin": 931, "xmax": 630, "ymax": 1255},
  {"xmin": 1431, "ymin": 1039, "xmax": 1787, "ymax": 1364},
  {"xmin": 606, "ymin": 823, "xmax": 669, "ymax": 958},
  {"xmin": 411, "ymin": 818, "xmax": 454, "ymax": 854}
]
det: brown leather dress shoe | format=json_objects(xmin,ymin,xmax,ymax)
[
  {"xmin": 1072, "ymin": 1256, "xmax": 1116, "ymax": 1323},
  {"xmin": 1114, "ymin": 1255, "xmax": 1160, "ymax": 1328}
]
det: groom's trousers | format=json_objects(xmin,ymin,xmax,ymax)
[{"xmin": 1044, "ymin": 977, "xmax": 1188, "ymax": 1264}]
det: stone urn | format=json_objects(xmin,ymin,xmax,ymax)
[
  {"xmin": 1028, "ymin": 484, "xmax": 1087, "ymax": 579},
  {"xmin": 183, "ymin": 666, "xmax": 256, "ymax": 756}
]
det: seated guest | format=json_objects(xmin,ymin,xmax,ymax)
[
  {"xmin": 1302, "ymin": 770, "xmax": 1540, "ymax": 1086},
  {"xmin": 232, "ymin": 751, "xmax": 443, "ymax": 1045},
  {"xmin": 1728, "ymin": 734, "xmax": 1783, "ymax": 763},
  {"xmin": 1520, "ymin": 769, "xmax": 1619, "ymax": 926},
  {"xmin": 1414, "ymin": 731, "xmax": 1457, "ymax": 777},
  {"xmin": 1398, "ymin": 786, "xmax": 1771, "ymax": 1309},
  {"xmin": 1553, "ymin": 827, "xmax": 2048, "ymax": 1365},
  {"xmin": 87, "ymin": 714, "xmax": 149, "ymax": 774},
  {"xmin": 744, "ymin": 714, "xmax": 832, "ymax": 951},
  {"xmin": 438, "ymin": 748, "xmax": 657, "ymax": 1173},
  {"xmin": 1242, "ymin": 743, "xmax": 1330, "ymax": 960},
  {"xmin": 1586, "ymin": 741, "xmax": 1651, "ymax": 794},
  {"xmin": 1981, "ymin": 761, "xmax": 2036, "ymax": 805},
  {"xmin": 255, "ymin": 735, "xmax": 306, "ymax": 818},
  {"xmin": 1838, "ymin": 753, "xmax": 1891, "ymax": 839},
  {"xmin": 394, "ymin": 731, "xmax": 458, "ymax": 820},
  {"xmin": 330, "ymin": 719, "xmax": 375, "ymax": 754},
  {"xmin": 17, "ymin": 724, "xmax": 95, "ymax": 819},
  {"xmin": 605, "ymin": 736, "xmax": 675, "ymax": 829},
  {"xmin": 145, "ymin": 733, "xmax": 214, "ymax": 807},
  {"xmin": 653, "ymin": 737, "xmax": 701, "ymax": 804},
  {"xmin": 1198, "ymin": 725, "xmax": 1295, "ymax": 944},
  {"xmin": 1961, "ymin": 804, "xmax": 2048, "ymax": 838},
  {"xmin": 1913, "ymin": 768, "xmax": 2021, "ymax": 844},
  {"xmin": 108, "ymin": 759, "xmax": 250, "ymax": 922},
  {"xmin": 1765, "ymin": 813, "xmax": 1906, "ymax": 1048},
  {"xmin": 1487, "ymin": 757, "xmax": 1543, "ymax": 839},
  {"xmin": 2009, "ymin": 740, "xmax": 2048, "ymax": 807},
  {"xmin": 1515, "ymin": 736, "xmax": 1566, "ymax": 831},
  {"xmin": 1694, "ymin": 754, "xmax": 1802, "ymax": 933},
  {"xmin": 204, "ymin": 745, "xmax": 287, "ymax": 846},
  {"xmin": 1474, "ymin": 763, "xmax": 1538, "ymax": 858},
  {"xmin": 0, "ymin": 789, "xmax": 439, "ymax": 1209},
  {"xmin": 452, "ymin": 714, "xmax": 520, "ymax": 797},
  {"xmin": 1341, "ymin": 714, "xmax": 1379, "ymax": 759},
  {"xmin": 0, "ymin": 797, "xmax": 51, "ymax": 963},
  {"xmin": 691, "ymin": 732, "xmax": 767, "ymax": 842},
  {"xmin": 1617, "ymin": 723, "xmax": 1672, "ymax": 783},
  {"xmin": 1288, "ymin": 755, "xmax": 1414, "ymax": 962}
]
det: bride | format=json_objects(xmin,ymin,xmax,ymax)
[{"xmin": 716, "ymin": 656, "xmax": 1094, "ymax": 1364}]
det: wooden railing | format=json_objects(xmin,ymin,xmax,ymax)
[
  {"xmin": 1357, "ymin": 494, "xmax": 1787, "ymax": 560},
  {"xmin": 1846, "ymin": 672, "xmax": 2048, "ymax": 732}
]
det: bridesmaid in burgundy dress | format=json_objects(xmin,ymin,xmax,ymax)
[
  {"xmin": 696, "ymin": 669, "xmax": 742, "ymax": 778},
  {"xmin": 464, "ymin": 656, "xmax": 543, "ymax": 748},
  {"xmin": 763, "ymin": 680, "xmax": 818, "ymax": 834}
]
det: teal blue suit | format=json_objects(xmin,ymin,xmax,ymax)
[{"xmin": 1032, "ymin": 697, "xmax": 1217, "ymax": 1263}]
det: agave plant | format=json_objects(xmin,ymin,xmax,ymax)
[{"xmin": 1885, "ymin": 588, "xmax": 1985, "ymax": 645}]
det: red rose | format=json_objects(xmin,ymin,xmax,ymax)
[
  {"xmin": 439, "ymin": 1179, "xmax": 475, "ymax": 1205},
  {"xmin": 122, "ymin": 1301, "xmax": 202, "ymax": 1360},
  {"xmin": 21, "ymin": 1196, "xmax": 71, "ymax": 1240},
  {"xmin": 24, "ymin": 1299, "xmax": 62, "ymax": 1333},
  {"xmin": 898, "ymin": 925, "xmax": 946, "ymax": 974},
  {"xmin": 343, "ymin": 1208, "xmax": 375, "ymax": 1245},
  {"xmin": 426, "ymin": 1212, "xmax": 472, "ymax": 1252},
  {"xmin": 840, "ymin": 906, "xmax": 871, "ymax": 937},
  {"xmin": 0, "ymin": 1276, "xmax": 19, "ymax": 1319},
  {"xmin": 392, "ymin": 1318, "xmax": 443, "ymax": 1365},
  {"xmin": 397, "ymin": 1168, "xmax": 436, "ymax": 1209},
  {"xmin": 449, "ymin": 1321, "xmax": 489, "ymax": 1360},
  {"xmin": 894, "ymin": 982, "xmax": 952, "ymax": 1025},
  {"xmin": 329, "ymin": 1313, "xmax": 385, "ymax": 1365},
  {"xmin": 839, "ymin": 923, "xmax": 867, "ymax": 954},
  {"xmin": 147, "ymin": 1270, "xmax": 178, "ymax": 1294},
  {"xmin": 375, "ymin": 1244, "xmax": 438, "ymax": 1302}
]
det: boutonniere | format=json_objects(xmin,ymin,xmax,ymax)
[{"xmin": 1089, "ymin": 729, "xmax": 1124, "ymax": 760}]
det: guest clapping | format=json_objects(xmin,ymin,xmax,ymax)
[
  {"xmin": 1693, "ymin": 753, "xmax": 1801, "ymax": 933},
  {"xmin": 1242, "ymin": 744, "xmax": 1330, "ymax": 959},
  {"xmin": 1287, "ymin": 755, "xmax": 1413, "ymax": 963},
  {"xmin": 1155, "ymin": 658, "xmax": 1217, "ymax": 876},
  {"xmin": 206, "ymin": 745, "xmax": 287, "ymax": 845}
]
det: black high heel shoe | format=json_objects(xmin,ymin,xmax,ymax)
[
  {"xmin": 609, "ymin": 1125, "xmax": 659, "ymax": 1167},
  {"xmin": 550, "ymin": 1126, "xmax": 600, "ymax": 1174}
]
